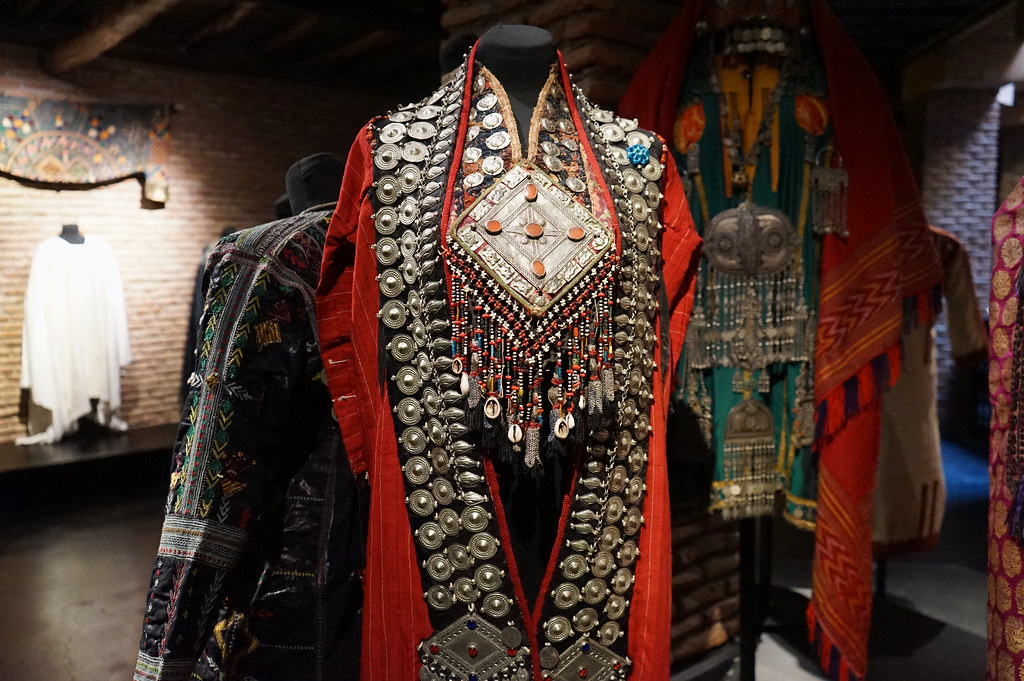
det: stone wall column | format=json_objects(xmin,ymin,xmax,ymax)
[{"xmin": 920, "ymin": 89, "xmax": 1000, "ymax": 420}]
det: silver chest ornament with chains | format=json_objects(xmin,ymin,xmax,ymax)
[{"xmin": 371, "ymin": 61, "xmax": 668, "ymax": 681}]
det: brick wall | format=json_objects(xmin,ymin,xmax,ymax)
[
  {"xmin": 0, "ymin": 44, "xmax": 394, "ymax": 444},
  {"xmin": 919, "ymin": 89, "xmax": 1000, "ymax": 417},
  {"xmin": 670, "ymin": 509, "xmax": 741, "ymax": 662}
]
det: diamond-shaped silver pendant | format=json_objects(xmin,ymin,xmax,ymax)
[
  {"xmin": 551, "ymin": 636, "xmax": 631, "ymax": 681},
  {"xmin": 452, "ymin": 162, "xmax": 612, "ymax": 317},
  {"xmin": 419, "ymin": 613, "xmax": 529, "ymax": 681}
]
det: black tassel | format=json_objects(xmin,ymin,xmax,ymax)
[
  {"xmin": 572, "ymin": 416, "xmax": 587, "ymax": 444},
  {"xmin": 468, "ymin": 400, "xmax": 483, "ymax": 434},
  {"xmin": 547, "ymin": 434, "xmax": 568, "ymax": 462},
  {"xmin": 482, "ymin": 417, "xmax": 499, "ymax": 451},
  {"xmin": 496, "ymin": 427, "xmax": 516, "ymax": 464}
]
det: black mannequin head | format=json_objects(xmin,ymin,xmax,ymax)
[
  {"xmin": 59, "ymin": 223, "xmax": 84, "ymax": 244},
  {"xmin": 284, "ymin": 153, "xmax": 344, "ymax": 215},
  {"xmin": 475, "ymin": 25, "xmax": 556, "ymax": 82},
  {"xmin": 475, "ymin": 25, "xmax": 558, "ymax": 148}
]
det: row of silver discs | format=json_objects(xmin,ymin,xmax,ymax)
[
  {"xmin": 460, "ymin": 71, "xmax": 586, "ymax": 196},
  {"xmin": 461, "ymin": 72, "xmax": 508, "ymax": 187},
  {"xmin": 532, "ymin": 94, "xmax": 666, "ymax": 674},
  {"xmin": 372, "ymin": 68, "xmax": 527, "ymax": 643},
  {"xmin": 534, "ymin": 81, "xmax": 587, "ymax": 191}
]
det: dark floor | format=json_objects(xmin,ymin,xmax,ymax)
[
  {"xmin": 674, "ymin": 439, "xmax": 989, "ymax": 681},
  {"xmin": 0, "ymin": 437, "xmax": 989, "ymax": 681},
  {"xmin": 0, "ymin": 492, "xmax": 165, "ymax": 681}
]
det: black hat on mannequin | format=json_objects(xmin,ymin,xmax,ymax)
[{"xmin": 285, "ymin": 152, "xmax": 344, "ymax": 215}]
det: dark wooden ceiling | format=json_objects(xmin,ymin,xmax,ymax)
[
  {"xmin": 0, "ymin": 0, "xmax": 446, "ymax": 96},
  {"xmin": 829, "ymin": 0, "xmax": 1015, "ymax": 90},
  {"xmin": 0, "ymin": 0, "xmax": 1012, "ymax": 97}
]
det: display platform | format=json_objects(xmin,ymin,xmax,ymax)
[{"xmin": 0, "ymin": 421, "xmax": 176, "ymax": 515}]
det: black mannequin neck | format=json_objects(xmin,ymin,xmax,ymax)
[
  {"xmin": 59, "ymin": 223, "xmax": 84, "ymax": 244},
  {"xmin": 475, "ymin": 25, "xmax": 557, "ymax": 149},
  {"xmin": 285, "ymin": 152, "xmax": 344, "ymax": 215}
]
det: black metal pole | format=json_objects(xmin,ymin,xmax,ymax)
[
  {"xmin": 757, "ymin": 515, "xmax": 773, "ymax": 625},
  {"xmin": 739, "ymin": 516, "xmax": 758, "ymax": 681}
]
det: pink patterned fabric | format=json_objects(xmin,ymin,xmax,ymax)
[{"xmin": 988, "ymin": 179, "xmax": 1024, "ymax": 680}]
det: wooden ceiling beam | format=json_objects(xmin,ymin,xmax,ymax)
[
  {"xmin": 316, "ymin": 28, "xmax": 402, "ymax": 64},
  {"xmin": 262, "ymin": 0, "xmax": 442, "ymax": 35},
  {"xmin": 187, "ymin": 1, "xmax": 260, "ymax": 46},
  {"xmin": 43, "ymin": 0, "xmax": 182, "ymax": 73},
  {"xmin": 16, "ymin": 0, "xmax": 48, "ymax": 20},
  {"xmin": 263, "ymin": 14, "xmax": 320, "ymax": 53}
]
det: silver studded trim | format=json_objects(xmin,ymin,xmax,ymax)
[
  {"xmin": 475, "ymin": 563, "xmax": 504, "ymax": 592},
  {"xmin": 426, "ymin": 585, "xmax": 453, "ymax": 610},
  {"xmin": 373, "ymin": 64, "xmax": 530, "ymax": 676},
  {"xmin": 529, "ymin": 87, "xmax": 665, "ymax": 671},
  {"xmin": 376, "ymin": 143, "xmax": 402, "ymax": 170},
  {"xmin": 481, "ymin": 592, "xmax": 511, "ymax": 618},
  {"xmin": 544, "ymin": 615, "xmax": 573, "ymax": 643}
]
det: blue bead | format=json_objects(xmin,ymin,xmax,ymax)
[
  {"xmin": 582, "ymin": 642, "xmax": 591, "ymax": 652},
  {"xmin": 626, "ymin": 144, "xmax": 650, "ymax": 166},
  {"xmin": 469, "ymin": 676, "xmax": 478, "ymax": 681},
  {"xmin": 467, "ymin": 619, "xmax": 477, "ymax": 629}
]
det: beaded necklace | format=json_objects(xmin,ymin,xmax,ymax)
[{"xmin": 707, "ymin": 21, "xmax": 793, "ymax": 196}]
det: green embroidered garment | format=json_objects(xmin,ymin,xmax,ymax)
[{"xmin": 673, "ymin": 29, "xmax": 832, "ymax": 526}]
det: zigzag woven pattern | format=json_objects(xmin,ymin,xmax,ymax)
[
  {"xmin": 815, "ymin": 265, "xmax": 901, "ymax": 393},
  {"xmin": 808, "ymin": 415, "xmax": 878, "ymax": 681}
]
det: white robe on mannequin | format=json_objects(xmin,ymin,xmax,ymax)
[{"xmin": 18, "ymin": 235, "xmax": 132, "ymax": 445}]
